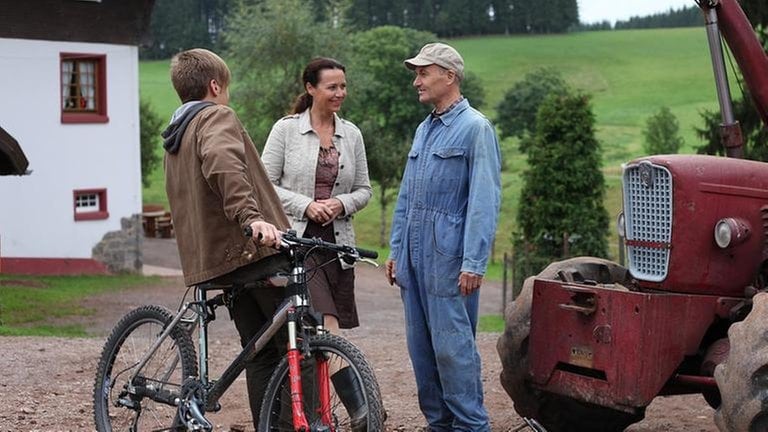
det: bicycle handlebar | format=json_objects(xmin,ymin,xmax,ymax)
[
  {"xmin": 354, "ymin": 246, "xmax": 378, "ymax": 259},
  {"xmin": 244, "ymin": 227, "xmax": 378, "ymax": 260}
]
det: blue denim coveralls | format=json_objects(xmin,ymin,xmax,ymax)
[{"xmin": 389, "ymin": 98, "xmax": 501, "ymax": 431}]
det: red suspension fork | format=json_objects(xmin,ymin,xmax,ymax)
[
  {"xmin": 287, "ymin": 309, "xmax": 310, "ymax": 431},
  {"xmin": 316, "ymin": 354, "xmax": 333, "ymax": 429}
]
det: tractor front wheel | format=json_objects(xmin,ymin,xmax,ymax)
[
  {"xmin": 496, "ymin": 257, "xmax": 645, "ymax": 432},
  {"xmin": 714, "ymin": 292, "xmax": 768, "ymax": 432}
]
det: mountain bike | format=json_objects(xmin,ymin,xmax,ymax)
[{"xmin": 93, "ymin": 229, "xmax": 384, "ymax": 431}]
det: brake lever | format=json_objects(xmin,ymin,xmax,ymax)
[{"xmin": 360, "ymin": 258, "xmax": 379, "ymax": 267}]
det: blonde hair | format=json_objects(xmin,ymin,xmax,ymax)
[{"xmin": 170, "ymin": 48, "xmax": 231, "ymax": 103}]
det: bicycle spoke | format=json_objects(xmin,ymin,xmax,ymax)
[{"xmin": 94, "ymin": 306, "xmax": 197, "ymax": 432}]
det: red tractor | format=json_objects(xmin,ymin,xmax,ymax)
[{"xmin": 497, "ymin": 1, "xmax": 768, "ymax": 431}]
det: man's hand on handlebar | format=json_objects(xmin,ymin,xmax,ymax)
[
  {"xmin": 248, "ymin": 221, "xmax": 282, "ymax": 248},
  {"xmin": 244, "ymin": 226, "xmax": 378, "ymax": 264}
]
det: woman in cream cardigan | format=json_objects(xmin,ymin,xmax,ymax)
[{"xmin": 261, "ymin": 57, "xmax": 372, "ymax": 333}]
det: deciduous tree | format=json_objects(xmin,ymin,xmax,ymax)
[
  {"xmin": 495, "ymin": 67, "xmax": 569, "ymax": 147},
  {"xmin": 223, "ymin": 0, "xmax": 349, "ymax": 149},
  {"xmin": 345, "ymin": 26, "xmax": 486, "ymax": 245},
  {"xmin": 344, "ymin": 26, "xmax": 433, "ymax": 246}
]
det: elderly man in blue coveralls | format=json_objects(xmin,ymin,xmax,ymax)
[{"xmin": 385, "ymin": 42, "xmax": 502, "ymax": 432}]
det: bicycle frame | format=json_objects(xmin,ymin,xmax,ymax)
[{"xmin": 125, "ymin": 239, "xmax": 339, "ymax": 431}]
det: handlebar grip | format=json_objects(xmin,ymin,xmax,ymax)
[
  {"xmin": 355, "ymin": 247, "xmax": 378, "ymax": 259},
  {"xmin": 243, "ymin": 226, "xmax": 263, "ymax": 241}
]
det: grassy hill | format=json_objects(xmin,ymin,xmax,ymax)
[{"xmin": 140, "ymin": 27, "xmax": 725, "ymax": 270}]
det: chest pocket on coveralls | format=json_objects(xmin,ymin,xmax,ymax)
[{"xmin": 428, "ymin": 148, "xmax": 465, "ymax": 194}]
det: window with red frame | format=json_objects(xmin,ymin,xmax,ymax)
[
  {"xmin": 60, "ymin": 53, "xmax": 108, "ymax": 123},
  {"xmin": 73, "ymin": 189, "xmax": 109, "ymax": 221}
]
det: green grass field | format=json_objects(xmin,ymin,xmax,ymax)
[
  {"xmin": 140, "ymin": 27, "xmax": 725, "ymax": 266},
  {"xmin": 0, "ymin": 275, "xmax": 155, "ymax": 336}
]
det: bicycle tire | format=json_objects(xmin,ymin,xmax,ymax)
[
  {"xmin": 259, "ymin": 333, "xmax": 384, "ymax": 431},
  {"xmin": 93, "ymin": 305, "xmax": 198, "ymax": 431}
]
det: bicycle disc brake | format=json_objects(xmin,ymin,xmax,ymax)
[{"xmin": 177, "ymin": 379, "xmax": 213, "ymax": 432}]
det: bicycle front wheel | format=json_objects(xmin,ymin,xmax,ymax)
[
  {"xmin": 259, "ymin": 333, "xmax": 384, "ymax": 431},
  {"xmin": 93, "ymin": 305, "xmax": 198, "ymax": 431}
]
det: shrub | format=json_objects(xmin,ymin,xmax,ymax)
[
  {"xmin": 514, "ymin": 91, "xmax": 609, "ymax": 285},
  {"xmin": 140, "ymin": 99, "xmax": 164, "ymax": 188},
  {"xmin": 643, "ymin": 106, "xmax": 683, "ymax": 155}
]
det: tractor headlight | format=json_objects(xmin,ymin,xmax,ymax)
[
  {"xmin": 714, "ymin": 217, "xmax": 751, "ymax": 249},
  {"xmin": 714, "ymin": 220, "xmax": 732, "ymax": 248},
  {"xmin": 616, "ymin": 212, "xmax": 626, "ymax": 238}
]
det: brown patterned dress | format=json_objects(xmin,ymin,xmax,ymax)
[{"xmin": 304, "ymin": 144, "xmax": 359, "ymax": 328}]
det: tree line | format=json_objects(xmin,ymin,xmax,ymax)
[
  {"xmin": 141, "ymin": 0, "xmax": 581, "ymax": 59},
  {"xmin": 614, "ymin": 6, "xmax": 701, "ymax": 30},
  {"xmin": 142, "ymin": 0, "xmax": 730, "ymax": 59},
  {"xmin": 576, "ymin": 6, "xmax": 701, "ymax": 32}
]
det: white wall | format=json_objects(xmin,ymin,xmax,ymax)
[{"xmin": 0, "ymin": 38, "xmax": 142, "ymax": 259}]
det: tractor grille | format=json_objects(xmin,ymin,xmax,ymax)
[{"xmin": 623, "ymin": 161, "xmax": 673, "ymax": 282}]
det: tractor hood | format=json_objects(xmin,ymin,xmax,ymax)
[{"xmin": 0, "ymin": 126, "xmax": 29, "ymax": 176}]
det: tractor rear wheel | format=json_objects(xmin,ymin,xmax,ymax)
[
  {"xmin": 714, "ymin": 292, "xmax": 768, "ymax": 432},
  {"xmin": 496, "ymin": 257, "xmax": 644, "ymax": 432}
]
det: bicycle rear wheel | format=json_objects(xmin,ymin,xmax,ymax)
[
  {"xmin": 93, "ymin": 305, "xmax": 198, "ymax": 431},
  {"xmin": 259, "ymin": 333, "xmax": 384, "ymax": 431}
]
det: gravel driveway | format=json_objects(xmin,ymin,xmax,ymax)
[{"xmin": 0, "ymin": 239, "xmax": 718, "ymax": 431}]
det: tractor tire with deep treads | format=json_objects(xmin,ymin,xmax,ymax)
[
  {"xmin": 714, "ymin": 292, "xmax": 768, "ymax": 432},
  {"xmin": 496, "ymin": 257, "xmax": 645, "ymax": 432}
]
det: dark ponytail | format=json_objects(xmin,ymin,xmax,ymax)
[
  {"xmin": 292, "ymin": 93, "xmax": 313, "ymax": 114},
  {"xmin": 291, "ymin": 57, "xmax": 346, "ymax": 114}
]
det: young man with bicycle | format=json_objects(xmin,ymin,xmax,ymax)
[{"xmin": 162, "ymin": 48, "xmax": 290, "ymax": 428}]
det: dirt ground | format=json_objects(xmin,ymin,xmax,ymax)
[{"xmin": 0, "ymin": 239, "xmax": 719, "ymax": 431}]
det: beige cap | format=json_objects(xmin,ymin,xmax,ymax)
[{"xmin": 404, "ymin": 42, "xmax": 465, "ymax": 80}]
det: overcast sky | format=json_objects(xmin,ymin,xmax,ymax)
[{"xmin": 578, "ymin": 0, "xmax": 696, "ymax": 24}]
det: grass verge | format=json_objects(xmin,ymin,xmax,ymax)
[
  {"xmin": 479, "ymin": 314, "xmax": 505, "ymax": 333},
  {"xmin": 0, "ymin": 274, "xmax": 156, "ymax": 337}
]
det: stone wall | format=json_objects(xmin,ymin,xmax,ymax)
[{"xmin": 92, "ymin": 214, "xmax": 143, "ymax": 273}]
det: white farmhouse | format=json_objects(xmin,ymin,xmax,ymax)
[{"xmin": 0, "ymin": 0, "xmax": 155, "ymax": 275}]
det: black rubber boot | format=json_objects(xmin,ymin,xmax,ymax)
[{"xmin": 331, "ymin": 366, "xmax": 368, "ymax": 431}]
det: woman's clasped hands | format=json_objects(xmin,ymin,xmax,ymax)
[{"xmin": 306, "ymin": 198, "xmax": 343, "ymax": 226}]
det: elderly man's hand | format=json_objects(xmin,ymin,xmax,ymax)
[
  {"xmin": 458, "ymin": 272, "xmax": 483, "ymax": 296},
  {"xmin": 385, "ymin": 259, "xmax": 397, "ymax": 286}
]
